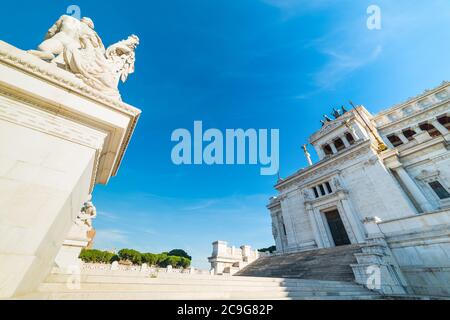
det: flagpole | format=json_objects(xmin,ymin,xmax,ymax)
[{"xmin": 349, "ymin": 101, "xmax": 387, "ymax": 152}]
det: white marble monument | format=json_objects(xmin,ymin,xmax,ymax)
[
  {"xmin": 268, "ymin": 82, "xmax": 450, "ymax": 296},
  {"xmin": 0, "ymin": 15, "xmax": 141, "ymax": 298}
]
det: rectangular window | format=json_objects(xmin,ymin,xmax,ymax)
[
  {"xmin": 429, "ymin": 181, "xmax": 450, "ymax": 199},
  {"xmin": 319, "ymin": 185, "xmax": 326, "ymax": 196},
  {"xmin": 313, "ymin": 187, "xmax": 319, "ymax": 198},
  {"xmin": 325, "ymin": 182, "xmax": 333, "ymax": 194},
  {"xmin": 282, "ymin": 223, "xmax": 287, "ymax": 236}
]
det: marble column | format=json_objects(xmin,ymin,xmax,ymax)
[
  {"xmin": 306, "ymin": 204, "xmax": 324, "ymax": 249},
  {"xmin": 347, "ymin": 124, "xmax": 360, "ymax": 141},
  {"xmin": 329, "ymin": 142, "xmax": 338, "ymax": 154},
  {"xmin": 314, "ymin": 145, "xmax": 325, "ymax": 160},
  {"xmin": 411, "ymin": 125, "xmax": 422, "ymax": 134},
  {"xmin": 341, "ymin": 135, "xmax": 351, "ymax": 148},
  {"xmin": 431, "ymin": 119, "xmax": 449, "ymax": 135},
  {"xmin": 338, "ymin": 193, "xmax": 366, "ymax": 243},
  {"xmin": 394, "ymin": 165, "xmax": 434, "ymax": 213},
  {"xmin": 314, "ymin": 208, "xmax": 333, "ymax": 248},
  {"xmin": 398, "ymin": 132, "xmax": 410, "ymax": 144},
  {"xmin": 383, "ymin": 137, "xmax": 395, "ymax": 149}
]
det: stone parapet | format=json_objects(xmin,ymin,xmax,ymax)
[{"xmin": 208, "ymin": 241, "xmax": 265, "ymax": 275}]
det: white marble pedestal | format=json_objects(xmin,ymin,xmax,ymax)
[{"xmin": 0, "ymin": 41, "xmax": 141, "ymax": 298}]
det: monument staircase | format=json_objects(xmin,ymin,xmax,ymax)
[
  {"xmin": 235, "ymin": 245, "xmax": 362, "ymax": 281},
  {"xmin": 17, "ymin": 267, "xmax": 384, "ymax": 300}
]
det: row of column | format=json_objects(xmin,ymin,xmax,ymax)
[
  {"xmin": 324, "ymin": 132, "xmax": 354, "ymax": 155},
  {"xmin": 385, "ymin": 116, "xmax": 449, "ymax": 147}
]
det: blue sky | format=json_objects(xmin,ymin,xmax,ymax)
[{"xmin": 1, "ymin": 0, "xmax": 450, "ymax": 268}]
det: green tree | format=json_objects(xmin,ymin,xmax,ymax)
[
  {"xmin": 179, "ymin": 257, "xmax": 191, "ymax": 269},
  {"xmin": 258, "ymin": 246, "xmax": 276, "ymax": 254},
  {"xmin": 163, "ymin": 256, "xmax": 181, "ymax": 268},
  {"xmin": 142, "ymin": 253, "xmax": 158, "ymax": 266},
  {"xmin": 79, "ymin": 249, "xmax": 117, "ymax": 264},
  {"xmin": 118, "ymin": 249, "xmax": 143, "ymax": 265},
  {"xmin": 168, "ymin": 249, "xmax": 192, "ymax": 261}
]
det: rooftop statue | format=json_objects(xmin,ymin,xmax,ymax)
[{"xmin": 28, "ymin": 15, "xmax": 139, "ymax": 100}]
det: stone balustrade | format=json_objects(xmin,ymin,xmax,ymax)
[
  {"xmin": 383, "ymin": 113, "xmax": 450, "ymax": 148},
  {"xmin": 77, "ymin": 263, "xmax": 211, "ymax": 276},
  {"xmin": 374, "ymin": 83, "xmax": 449, "ymax": 127},
  {"xmin": 208, "ymin": 241, "xmax": 266, "ymax": 275}
]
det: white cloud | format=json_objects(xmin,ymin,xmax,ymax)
[
  {"xmin": 262, "ymin": 0, "xmax": 333, "ymax": 18},
  {"xmin": 92, "ymin": 193, "xmax": 274, "ymax": 270},
  {"xmin": 314, "ymin": 45, "xmax": 383, "ymax": 90},
  {"xmin": 94, "ymin": 229, "xmax": 130, "ymax": 250},
  {"xmin": 97, "ymin": 211, "xmax": 120, "ymax": 221}
]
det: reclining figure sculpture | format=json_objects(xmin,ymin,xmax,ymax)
[{"xmin": 29, "ymin": 15, "xmax": 139, "ymax": 100}]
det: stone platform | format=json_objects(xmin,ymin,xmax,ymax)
[
  {"xmin": 17, "ymin": 268, "xmax": 384, "ymax": 300},
  {"xmin": 236, "ymin": 245, "xmax": 362, "ymax": 282}
]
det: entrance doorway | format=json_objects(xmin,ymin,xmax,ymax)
[{"xmin": 324, "ymin": 210, "xmax": 351, "ymax": 246}]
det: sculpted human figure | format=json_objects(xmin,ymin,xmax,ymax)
[
  {"xmin": 64, "ymin": 34, "xmax": 139, "ymax": 99},
  {"xmin": 29, "ymin": 15, "xmax": 139, "ymax": 100},
  {"xmin": 78, "ymin": 17, "xmax": 105, "ymax": 52},
  {"xmin": 302, "ymin": 189, "xmax": 312, "ymax": 201},
  {"xmin": 333, "ymin": 177, "xmax": 343, "ymax": 190},
  {"xmin": 29, "ymin": 15, "xmax": 101, "ymax": 62},
  {"xmin": 76, "ymin": 195, "xmax": 97, "ymax": 230}
]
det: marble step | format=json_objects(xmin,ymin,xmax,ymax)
[
  {"xmin": 21, "ymin": 290, "xmax": 382, "ymax": 301},
  {"xmin": 38, "ymin": 282, "xmax": 376, "ymax": 294},
  {"xmin": 236, "ymin": 245, "xmax": 362, "ymax": 281},
  {"xmin": 45, "ymin": 273, "xmax": 365, "ymax": 288}
]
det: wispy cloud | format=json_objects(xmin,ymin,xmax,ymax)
[
  {"xmin": 292, "ymin": 7, "xmax": 386, "ymax": 98},
  {"xmin": 314, "ymin": 45, "xmax": 383, "ymax": 90},
  {"xmin": 181, "ymin": 199, "xmax": 217, "ymax": 211},
  {"xmin": 93, "ymin": 193, "xmax": 273, "ymax": 268},
  {"xmin": 94, "ymin": 229, "xmax": 130, "ymax": 250},
  {"xmin": 97, "ymin": 211, "xmax": 120, "ymax": 221},
  {"xmin": 296, "ymin": 0, "xmax": 450, "ymax": 97},
  {"xmin": 262, "ymin": 0, "xmax": 333, "ymax": 19}
]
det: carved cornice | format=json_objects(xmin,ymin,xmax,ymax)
[
  {"xmin": 309, "ymin": 112, "xmax": 354, "ymax": 144},
  {"xmin": 415, "ymin": 169, "xmax": 441, "ymax": 183},
  {"xmin": 374, "ymin": 81, "xmax": 449, "ymax": 119},
  {"xmin": 0, "ymin": 93, "xmax": 107, "ymax": 150},
  {"xmin": 377, "ymin": 100, "xmax": 450, "ymax": 134},
  {"xmin": 304, "ymin": 189, "xmax": 348, "ymax": 207},
  {"xmin": 0, "ymin": 42, "xmax": 141, "ymax": 117},
  {"xmin": 0, "ymin": 92, "xmax": 107, "ymax": 192},
  {"xmin": 276, "ymin": 140, "xmax": 373, "ymax": 191},
  {"xmin": 267, "ymin": 197, "xmax": 282, "ymax": 210}
]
